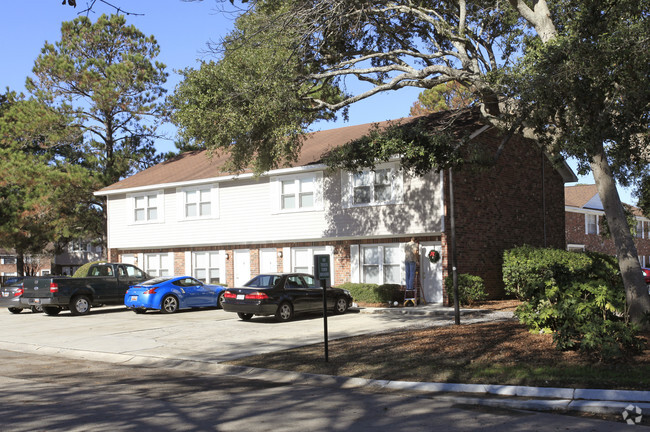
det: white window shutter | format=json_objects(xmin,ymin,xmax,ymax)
[
  {"xmin": 350, "ymin": 245, "xmax": 360, "ymax": 283},
  {"xmin": 270, "ymin": 177, "xmax": 280, "ymax": 214}
]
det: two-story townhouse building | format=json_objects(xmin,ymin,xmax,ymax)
[
  {"xmin": 95, "ymin": 110, "xmax": 577, "ymax": 303},
  {"xmin": 565, "ymin": 184, "xmax": 650, "ymax": 266}
]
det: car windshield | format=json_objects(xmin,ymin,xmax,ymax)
[
  {"xmin": 141, "ymin": 277, "xmax": 172, "ymax": 286},
  {"xmin": 244, "ymin": 275, "xmax": 280, "ymax": 288}
]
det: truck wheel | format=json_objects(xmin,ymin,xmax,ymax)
[
  {"xmin": 70, "ymin": 295, "xmax": 91, "ymax": 316},
  {"xmin": 43, "ymin": 306, "xmax": 61, "ymax": 316},
  {"xmin": 8, "ymin": 307, "xmax": 22, "ymax": 314},
  {"xmin": 161, "ymin": 295, "xmax": 179, "ymax": 314},
  {"xmin": 31, "ymin": 305, "xmax": 43, "ymax": 313}
]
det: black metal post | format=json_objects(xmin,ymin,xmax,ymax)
[
  {"xmin": 449, "ymin": 168, "xmax": 460, "ymax": 325},
  {"xmin": 322, "ymin": 279, "xmax": 329, "ymax": 362}
]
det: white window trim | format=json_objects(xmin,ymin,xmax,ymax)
[
  {"xmin": 270, "ymin": 172, "xmax": 323, "ymax": 214},
  {"xmin": 359, "ymin": 243, "xmax": 401, "ymax": 285},
  {"xmin": 342, "ymin": 162, "xmax": 403, "ymax": 208},
  {"xmin": 191, "ymin": 250, "xmax": 226, "ymax": 285},
  {"xmin": 128, "ymin": 190, "xmax": 165, "ymax": 225},
  {"xmin": 177, "ymin": 184, "xmax": 219, "ymax": 221},
  {"xmin": 585, "ymin": 213, "xmax": 599, "ymax": 235},
  {"xmin": 144, "ymin": 252, "xmax": 173, "ymax": 277}
]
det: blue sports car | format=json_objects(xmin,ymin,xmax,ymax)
[{"xmin": 125, "ymin": 276, "xmax": 226, "ymax": 314}]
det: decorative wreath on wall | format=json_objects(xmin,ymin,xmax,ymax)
[{"xmin": 428, "ymin": 249, "xmax": 441, "ymax": 264}]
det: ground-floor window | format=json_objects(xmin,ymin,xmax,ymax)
[
  {"xmin": 145, "ymin": 253, "xmax": 171, "ymax": 277},
  {"xmin": 361, "ymin": 244, "xmax": 400, "ymax": 284},
  {"xmin": 192, "ymin": 251, "xmax": 223, "ymax": 284}
]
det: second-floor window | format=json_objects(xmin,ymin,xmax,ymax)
[
  {"xmin": 179, "ymin": 185, "xmax": 219, "ymax": 220},
  {"xmin": 130, "ymin": 191, "xmax": 164, "ymax": 224},
  {"xmin": 344, "ymin": 162, "xmax": 403, "ymax": 208},
  {"xmin": 271, "ymin": 172, "xmax": 323, "ymax": 213},
  {"xmin": 585, "ymin": 214, "xmax": 598, "ymax": 235},
  {"xmin": 636, "ymin": 220, "xmax": 644, "ymax": 239}
]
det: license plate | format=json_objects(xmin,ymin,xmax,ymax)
[
  {"xmin": 32, "ymin": 299, "xmax": 41, "ymax": 304},
  {"xmin": 236, "ymin": 294, "xmax": 245, "ymax": 300},
  {"xmin": 1, "ymin": 292, "xmax": 7, "ymax": 297},
  {"xmin": 130, "ymin": 296, "xmax": 138, "ymax": 301}
]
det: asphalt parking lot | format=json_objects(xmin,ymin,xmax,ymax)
[{"xmin": 0, "ymin": 305, "xmax": 440, "ymax": 364}]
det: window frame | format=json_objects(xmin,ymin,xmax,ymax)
[
  {"xmin": 144, "ymin": 253, "xmax": 171, "ymax": 277},
  {"xmin": 128, "ymin": 190, "xmax": 164, "ymax": 224},
  {"xmin": 585, "ymin": 213, "xmax": 599, "ymax": 235},
  {"xmin": 191, "ymin": 251, "xmax": 225, "ymax": 285},
  {"xmin": 360, "ymin": 244, "xmax": 401, "ymax": 285},
  {"xmin": 271, "ymin": 172, "xmax": 323, "ymax": 214},
  {"xmin": 343, "ymin": 162, "xmax": 403, "ymax": 208},
  {"xmin": 178, "ymin": 184, "xmax": 219, "ymax": 221}
]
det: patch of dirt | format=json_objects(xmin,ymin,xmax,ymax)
[{"xmin": 227, "ymin": 301, "xmax": 650, "ymax": 390}]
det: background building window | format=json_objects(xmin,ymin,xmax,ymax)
[{"xmin": 586, "ymin": 214, "xmax": 598, "ymax": 235}]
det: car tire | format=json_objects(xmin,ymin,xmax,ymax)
[
  {"xmin": 133, "ymin": 308, "xmax": 146, "ymax": 314},
  {"xmin": 8, "ymin": 307, "xmax": 22, "ymax": 314},
  {"xmin": 69, "ymin": 295, "xmax": 91, "ymax": 316},
  {"xmin": 237, "ymin": 313, "xmax": 253, "ymax": 321},
  {"xmin": 31, "ymin": 305, "xmax": 43, "ymax": 313},
  {"xmin": 275, "ymin": 302, "xmax": 294, "ymax": 322},
  {"xmin": 161, "ymin": 295, "xmax": 179, "ymax": 314},
  {"xmin": 333, "ymin": 296, "xmax": 349, "ymax": 314},
  {"xmin": 218, "ymin": 292, "xmax": 225, "ymax": 309},
  {"xmin": 43, "ymin": 306, "xmax": 61, "ymax": 316}
]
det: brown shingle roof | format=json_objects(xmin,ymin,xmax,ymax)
[
  {"xmin": 96, "ymin": 109, "xmax": 576, "ymax": 194},
  {"xmin": 97, "ymin": 110, "xmax": 488, "ymax": 194},
  {"xmin": 565, "ymin": 184, "xmax": 599, "ymax": 208}
]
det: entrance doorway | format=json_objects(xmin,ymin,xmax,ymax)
[{"xmin": 419, "ymin": 243, "xmax": 443, "ymax": 303}]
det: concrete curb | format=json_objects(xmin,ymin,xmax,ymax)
[{"xmin": 2, "ymin": 339, "xmax": 647, "ymax": 416}]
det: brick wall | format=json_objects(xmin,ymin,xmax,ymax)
[
  {"xmin": 446, "ymin": 130, "xmax": 567, "ymax": 298},
  {"xmin": 566, "ymin": 211, "xmax": 650, "ymax": 264}
]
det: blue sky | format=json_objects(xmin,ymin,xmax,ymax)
[{"xmin": 0, "ymin": 0, "xmax": 636, "ymax": 204}]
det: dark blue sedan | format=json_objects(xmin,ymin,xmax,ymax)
[{"xmin": 125, "ymin": 276, "xmax": 226, "ymax": 314}]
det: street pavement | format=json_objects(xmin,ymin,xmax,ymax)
[{"xmin": 0, "ymin": 303, "xmax": 648, "ymax": 427}]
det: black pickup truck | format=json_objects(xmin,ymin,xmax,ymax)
[{"xmin": 21, "ymin": 263, "xmax": 149, "ymax": 316}]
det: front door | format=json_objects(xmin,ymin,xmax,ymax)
[
  {"xmin": 233, "ymin": 249, "xmax": 251, "ymax": 287},
  {"xmin": 259, "ymin": 248, "xmax": 278, "ymax": 273},
  {"xmin": 420, "ymin": 243, "xmax": 443, "ymax": 303}
]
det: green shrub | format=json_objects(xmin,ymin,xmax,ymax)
[
  {"xmin": 503, "ymin": 245, "xmax": 644, "ymax": 361},
  {"xmin": 72, "ymin": 260, "xmax": 107, "ymax": 278},
  {"xmin": 336, "ymin": 282, "xmax": 402, "ymax": 304},
  {"xmin": 444, "ymin": 274, "xmax": 488, "ymax": 306}
]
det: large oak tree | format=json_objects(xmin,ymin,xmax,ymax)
[{"xmin": 170, "ymin": 0, "xmax": 650, "ymax": 323}]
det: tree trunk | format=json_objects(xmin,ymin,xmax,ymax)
[
  {"xmin": 16, "ymin": 251, "xmax": 24, "ymax": 277},
  {"xmin": 591, "ymin": 147, "xmax": 650, "ymax": 326}
]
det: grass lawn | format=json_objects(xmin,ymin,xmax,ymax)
[{"xmin": 225, "ymin": 302, "xmax": 650, "ymax": 391}]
